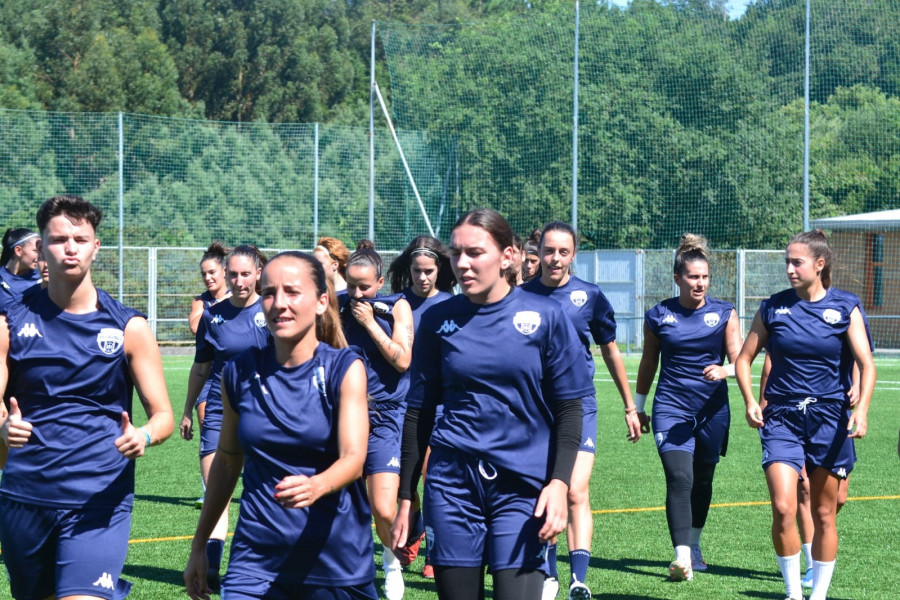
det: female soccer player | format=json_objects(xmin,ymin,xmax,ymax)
[
  {"xmin": 0, "ymin": 195, "xmax": 174, "ymax": 600},
  {"xmin": 181, "ymin": 245, "xmax": 270, "ymax": 591},
  {"xmin": 522, "ymin": 221, "xmax": 641, "ymax": 600},
  {"xmin": 736, "ymin": 230, "xmax": 875, "ymax": 600},
  {"xmin": 185, "ymin": 251, "xmax": 374, "ymax": 600},
  {"xmin": 189, "ymin": 242, "xmax": 231, "ymax": 335},
  {"xmin": 521, "ymin": 240, "xmax": 541, "ymax": 283},
  {"xmin": 342, "ymin": 241, "xmax": 414, "ymax": 600},
  {"xmin": 387, "ymin": 235, "xmax": 455, "ymax": 574},
  {"xmin": 314, "ymin": 236, "xmax": 350, "ymax": 292},
  {"xmin": 634, "ymin": 234, "xmax": 741, "ymax": 582},
  {"xmin": 392, "ymin": 209, "xmax": 592, "ymax": 600},
  {"xmin": 0, "ymin": 227, "xmax": 41, "ymax": 306}
]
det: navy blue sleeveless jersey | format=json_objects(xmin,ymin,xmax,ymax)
[
  {"xmin": 196, "ymin": 289, "xmax": 229, "ymax": 309},
  {"xmin": 1, "ymin": 288, "xmax": 143, "ymax": 510},
  {"xmin": 194, "ymin": 298, "xmax": 270, "ymax": 429},
  {"xmin": 761, "ymin": 287, "xmax": 863, "ymax": 403},
  {"xmin": 403, "ymin": 287, "xmax": 453, "ymax": 332},
  {"xmin": 222, "ymin": 343, "xmax": 375, "ymax": 586},
  {"xmin": 0, "ymin": 265, "xmax": 40, "ymax": 308},
  {"xmin": 408, "ymin": 287, "xmax": 594, "ymax": 489},
  {"xmin": 645, "ymin": 296, "xmax": 734, "ymax": 415},
  {"xmin": 338, "ymin": 291, "xmax": 410, "ymax": 405}
]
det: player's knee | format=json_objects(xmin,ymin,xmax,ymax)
[{"xmin": 567, "ymin": 483, "xmax": 590, "ymax": 507}]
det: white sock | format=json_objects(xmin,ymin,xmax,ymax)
[
  {"xmin": 675, "ymin": 545, "xmax": 690, "ymax": 563},
  {"xmin": 383, "ymin": 545, "xmax": 400, "ymax": 570},
  {"xmin": 802, "ymin": 542, "xmax": 813, "ymax": 569},
  {"xmin": 689, "ymin": 527, "xmax": 703, "ymax": 548},
  {"xmin": 776, "ymin": 552, "xmax": 802, "ymax": 599},
  {"xmin": 809, "ymin": 558, "xmax": 835, "ymax": 600}
]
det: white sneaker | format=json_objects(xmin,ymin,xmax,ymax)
[
  {"xmin": 384, "ymin": 563, "xmax": 405, "ymax": 600},
  {"xmin": 690, "ymin": 545, "xmax": 707, "ymax": 572},
  {"xmin": 668, "ymin": 559, "xmax": 693, "ymax": 581},
  {"xmin": 801, "ymin": 567, "xmax": 813, "ymax": 589},
  {"xmin": 567, "ymin": 580, "xmax": 592, "ymax": 600},
  {"xmin": 542, "ymin": 577, "xmax": 560, "ymax": 600}
]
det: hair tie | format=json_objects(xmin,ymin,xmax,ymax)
[
  {"xmin": 315, "ymin": 245, "xmax": 335, "ymax": 260},
  {"xmin": 410, "ymin": 247, "xmax": 439, "ymax": 261},
  {"xmin": 7, "ymin": 233, "xmax": 38, "ymax": 250}
]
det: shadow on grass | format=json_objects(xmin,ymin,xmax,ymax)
[
  {"xmin": 741, "ymin": 592, "xmax": 852, "ymax": 600},
  {"xmin": 135, "ymin": 494, "xmax": 241, "ymax": 507},
  {"xmin": 122, "ymin": 562, "xmax": 186, "ymax": 587},
  {"xmin": 589, "ymin": 555, "xmax": 781, "ymax": 582}
]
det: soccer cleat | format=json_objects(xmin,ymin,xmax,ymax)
[
  {"xmin": 801, "ymin": 567, "xmax": 813, "ymax": 589},
  {"xmin": 541, "ymin": 576, "xmax": 560, "ymax": 600},
  {"xmin": 422, "ymin": 561, "xmax": 434, "ymax": 579},
  {"xmin": 384, "ymin": 563, "xmax": 405, "ymax": 600},
  {"xmin": 668, "ymin": 559, "xmax": 693, "ymax": 581},
  {"xmin": 567, "ymin": 580, "xmax": 592, "ymax": 600},
  {"xmin": 690, "ymin": 545, "xmax": 708, "ymax": 572},
  {"xmin": 394, "ymin": 530, "xmax": 425, "ymax": 567}
]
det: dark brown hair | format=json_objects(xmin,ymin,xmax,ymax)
[
  {"xmin": 388, "ymin": 235, "xmax": 456, "ymax": 293},
  {"xmin": 788, "ymin": 229, "xmax": 833, "ymax": 288}
]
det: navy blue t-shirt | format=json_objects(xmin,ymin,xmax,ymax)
[
  {"xmin": 194, "ymin": 297, "xmax": 270, "ymax": 429},
  {"xmin": 761, "ymin": 287, "xmax": 864, "ymax": 404},
  {"xmin": 1, "ymin": 288, "xmax": 143, "ymax": 510},
  {"xmin": 408, "ymin": 287, "xmax": 594, "ymax": 489},
  {"xmin": 222, "ymin": 343, "xmax": 374, "ymax": 586},
  {"xmin": 0, "ymin": 265, "xmax": 40, "ymax": 310},
  {"xmin": 403, "ymin": 287, "xmax": 453, "ymax": 332},
  {"xmin": 645, "ymin": 296, "xmax": 733, "ymax": 415}
]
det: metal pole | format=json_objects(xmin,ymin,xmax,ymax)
[
  {"xmin": 369, "ymin": 21, "xmax": 376, "ymax": 242},
  {"xmin": 117, "ymin": 112, "xmax": 124, "ymax": 303},
  {"xmin": 572, "ymin": 1, "xmax": 580, "ymax": 235},
  {"xmin": 803, "ymin": 0, "xmax": 811, "ymax": 231},
  {"xmin": 313, "ymin": 123, "xmax": 319, "ymax": 243}
]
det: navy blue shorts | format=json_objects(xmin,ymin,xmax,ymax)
[
  {"xmin": 200, "ymin": 422, "xmax": 221, "ymax": 457},
  {"xmin": 424, "ymin": 447, "xmax": 548, "ymax": 574},
  {"xmin": 580, "ymin": 405, "xmax": 598, "ymax": 454},
  {"xmin": 760, "ymin": 398, "xmax": 855, "ymax": 478},
  {"xmin": 364, "ymin": 401, "xmax": 403, "ymax": 476},
  {"xmin": 652, "ymin": 406, "xmax": 730, "ymax": 464},
  {"xmin": 222, "ymin": 572, "xmax": 377, "ymax": 600},
  {"xmin": 0, "ymin": 497, "xmax": 131, "ymax": 600}
]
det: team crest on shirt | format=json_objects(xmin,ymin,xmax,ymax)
[
  {"xmin": 822, "ymin": 308, "xmax": 840, "ymax": 324},
  {"xmin": 703, "ymin": 313, "xmax": 720, "ymax": 328},
  {"xmin": 254, "ymin": 311, "xmax": 266, "ymax": 328},
  {"xmin": 569, "ymin": 290, "xmax": 588, "ymax": 307},
  {"xmin": 97, "ymin": 328, "xmax": 124, "ymax": 355},
  {"xmin": 513, "ymin": 311, "xmax": 541, "ymax": 335}
]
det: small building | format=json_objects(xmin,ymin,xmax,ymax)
[{"xmin": 811, "ymin": 209, "xmax": 900, "ymax": 350}]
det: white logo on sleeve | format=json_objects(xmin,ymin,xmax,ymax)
[
  {"xmin": 254, "ymin": 311, "xmax": 266, "ymax": 328},
  {"xmin": 583, "ymin": 437, "xmax": 595, "ymax": 449},
  {"xmin": 436, "ymin": 319, "xmax": 460, "ymax": 334},
  {"xmin": 513, "ymin": 311, "xmax": 541, "ymax": 335},
  {"xmin": 92, "ymin": 572, "xmax": 115, "ymax": 590},
  {"xmin": 569, "ymin": 290, "xmax": 588, "ymax": 307},
  {"xmin": 97, "ymin": 328, "xmax": 125, "ymax": 355},
  {"xmin": 16, "ymin": 323, "xmax": 42, "ymax": 338},
  {"xmin": 703, "ymin": 313, "xmax": 720, "ymax": 328},
  {"xmin": 822, "ymin": 308, "xmax": 841, "ymax": 324}
]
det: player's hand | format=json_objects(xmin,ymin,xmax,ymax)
[
  {"xmin": 535, "ymin": 479, "xmax": 568, "ymax": 542},
  {"xmin": 274, "ymin": 474, "xmax": 323, "ymax": 508},
  {"xmin": 390, "ymin": 498, "xmax": 414, "ymax": 550},
  {"xmin": 637, "ymin": 411, "xmax": 651, "ymax": 434},
  {"xmin": 847, "ymin": 384, "xmax": 860, "ymax": 408},
  {"xmin": 350, "ymin": 299, "xmax": 375, "ymax": 328},
  {"xmin": 848, "ymin": 409, "xmax": 868, "ymax": 439},
  {"xmin": 184, "ymin": 546, "xmax": 212, "ymax": 600},
  {"xmin": 180, "ymin": 414, "xmax": 194, "ymax": 440},
  {"xmin": 2, "ymin": 397, "xmax": 33, "ymax": 448},
  {"xmin": 745, "ymin": 400, "xmax": 764, "ymax": 429},
  {"xmin": 114, "ymin": 411, "xmax": 148, "ymax": 459},
  {"xmin": 702, "ymin": 364, "xmax": 727, "ymax": 381},
  {"xmin": 625, "ymin": 411, "xmax": 641, "ymax": 443}
]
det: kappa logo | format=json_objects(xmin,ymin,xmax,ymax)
[
  {"xmin": 822, "ymin": 308, "xmax": 841, "ymax": 325},
  {"xmin": 570, "ymin": 290, "xmax": 588, "ymax": 307},
  {"xmin": 662, "ymin": 313, "xmax": 677, "ymax": 325},
  {"xmin": 535, "ymin": 544, "xmax": 549, "ymax": 561},
  {"xmin": 703, "ymin": 312, "xmax": 720, "ymax": 328},
  {"xmin": 92, "ymin": 572, "xmax": 115, "ymax": 590},
  {"xmin": 655, "ymin": 432, "xmax": 665, "ymax": 448},
  {"xmin": 254, "ymin": 311, "xmax": 266, "ymax": 328},
  {"xmin": 436, "ymin": 319, "xmax": 460, "ymax": 334},
  {"xmin": 584, "ymin": 437, "xmax": 595, "ymax": 449},
  {"xmin": 97, "ymin": 328, "xmax": 124, "ymax": 355},
  {"xmin": 836, "ymin": 467, "xmax": 847, "ymax": 479},
  {"xmin": 513, "ymin": 311, "xmax": 541, "ymax": 335},
  {"xmin": 387, "ymin": 456, "xmax": 401, "ymax": 469},
  {"xmin": 16, "ymin": 323, "xmax": 42, "ymax": 338},
  {"xmin": 775, "ymin": 307, "xmax": 791, "ymax": 315},
  {"xmin": 210, "ymin": 314, "xmax": 225, "ymax": 325},
  {"xmin": 0, "ymin": 281, "xmax": 9, "ymax": 290}
]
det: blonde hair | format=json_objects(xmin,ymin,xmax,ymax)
[{"xmin": 674, "ymin": 233, "xmax": 709, "ymax": 275}]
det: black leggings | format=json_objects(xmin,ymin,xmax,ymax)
[
  {"xmin": 434, "ymin": 566, "xmax": 545, "ymax": 600},
  {"xmin": 660, "ymin": 450, "xmax": 717, "ymax": 547}
]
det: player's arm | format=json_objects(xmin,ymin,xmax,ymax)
[
  {"xmin": 0, "ymin": 314, "xmax": 11, "ymax": 466},
  {"xmin": 181, "ymin": 360, "xmax": 212, "ymax": 440},
  {"xmin": 736, "ymin": 310, "xmax": 767, "ymax": 428},
  {"xmin": 366, "ymin": 298, "xmax": 414, "ymax": 372},
  {"xmin": 703, "ymin": 310, "xmax": 742, "ymax": 381},
  {"xmin": 188, "ymin": 296, "xmax": 204, "ymax": 335},
  {"xmin": 634, "ymin": 321, "xmax": 661, "ymax": 433},
  {"xmin": 599, "ymin": 339, "xmax": 641, "ymax": 441},
  {"xmin": 119, "ymin": 317, "xmax": 174, "ymax": 458},
  {"xmin": 275, "ymin": 359, "xmax": 368, "ymax": 507},
  {"xmin": 759, "ymin": 351, "xmax": 771, "ymax": 412},
  {"xmin": 846, "ymin": 307, "xmax": 876, "ymax": 439}
]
